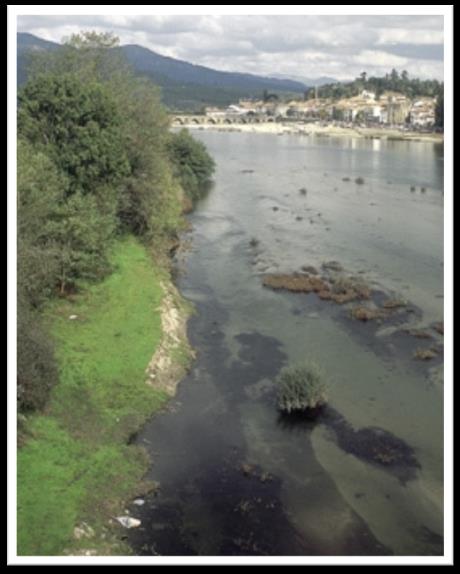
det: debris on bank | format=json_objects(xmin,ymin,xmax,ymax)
[
  {"xmin": 145, "ymin": 281, "xmax": 194, "ymax": 396},
  {"xmin": 115, "ymin": 516, "xmax": 141, "ymax": 529}
]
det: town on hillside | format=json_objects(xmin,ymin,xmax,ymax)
[{"xmin": 203, "ymin": 89, "xmax": 438, "ymax": 131}]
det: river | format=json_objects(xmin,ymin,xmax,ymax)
[{"xmin": 128, "ymin": 131, "xmax": 444, "ymax": 556}]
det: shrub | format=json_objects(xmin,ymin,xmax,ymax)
[
  {"xmin": 355, "ymin": 177, "xmax": 365, "ymax": 185},
  {"xmin": 167, "ymin": 128, "xmax": 215, "ymax": 203},
  {"xmin": 17, "ymin": 296, "xmax": 58, "ymax": 412},
  {"xmin": 276, "ymin": 362, "xmax": 327, "ymax": 414}
]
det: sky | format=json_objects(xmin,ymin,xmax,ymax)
[{"xmin": 17, "ymin": 14, "xmax": 444, "ymax": 82}]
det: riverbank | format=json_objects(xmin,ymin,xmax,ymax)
[
  {"xmin": 179, "ymin": 121, "xmax": 443, "ymax": 143},
  {"xmin": 17, "ymin": 236, "xmax": 193, "ymax": 556}
]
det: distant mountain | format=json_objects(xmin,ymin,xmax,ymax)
[
  {"xmin": 17, "ymin": 32, "xmax": 60, "ymax": 53},
  {"xmin": 17, "ymin": 33, "xmax": 307, "ymax": 111},
  {"xmin": 272, "ymin": 73, "xmax": 339, "ymax": 87}
]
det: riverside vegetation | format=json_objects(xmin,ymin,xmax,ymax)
[
  {"xmin": 276, "ymin": 362, "xmax": 328, "ymax": 414},
  {"xmin": 17, "ymin": 32, "xmax": 214, "ymax": 555}
]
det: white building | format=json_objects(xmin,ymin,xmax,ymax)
[
  {"xmin": 226, "ymin": 104, "xmax": 247, "ymax": 115},
  {"xmin": 365, "ymin": 105, "xmax": 384, "ymax": 123},
  {"xmin": 360, "ymin": 90, "xmax": 376, "ymax": 101}
]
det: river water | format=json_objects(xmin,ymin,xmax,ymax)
[{"xmin": 128, "ymin": 131, "xmax": 444, "ymax": 556}]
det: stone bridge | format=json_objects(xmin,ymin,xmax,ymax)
[{"xmin": 171, "ymin": 114, "xmax": 277, "ymax": 126}]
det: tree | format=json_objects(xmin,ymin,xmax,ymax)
[
  {"xmin": 40, "ymin": 32, "xmax": 189, "ymax": 240},
  {"xmin": 435, "ymin": 91, "xmax": 444, "ymax": 128},
  {"xmin": 18, "ymin": 73, "xmax": 132, "ymax": 292},
  {"xmin": 17, "ymin": 294, "xmax": 59, "ymax": 411},
  {"xmin": 17, "ymin": 141, "xmax": 62, "ymax": 410},
  {"xmin": 113, "ymin": 75, "xmax": 184, "ymax": 238},
  {"xmin": 46, "ymin": 192, "xmax": 116, "ymax": 294},
  {"xmin": 390, "ymin": 68, "xmax": 399, "ymax": 83},
  {"xmin": 18, "ymin": 74, "xmax": 130, "ymax": 198},
  {"xmin": 26, "ymin": 30, "xmax": 125, "ymax": 86},
  {"xmin": 17, "ymin": 139, "xmax": 64, "ymax": 306},
  {"xmin": 167, "ymin": 129, "xmax": 215, "ymax": 203}
]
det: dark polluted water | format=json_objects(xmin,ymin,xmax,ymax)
[{"xmin": 127, "ymin": 131, "xmax": 443, "ymax": 556}]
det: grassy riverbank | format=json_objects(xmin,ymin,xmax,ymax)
[{"xmin": 17, "ymin": 236, "xmax": 191, "ymax": 556}]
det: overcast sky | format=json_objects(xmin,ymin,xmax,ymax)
[{"xmin": 17, "ymin": 14, "xmax": 444, "ymax": 81}]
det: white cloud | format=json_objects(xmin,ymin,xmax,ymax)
[
  {"xmin": 17, "ymin": 14, "xmax": 444, "ymax": 81},
  {"xmin": 354, "ymin": 50, "xmax": 409, "ymax": 68},
  {"xmin": 377, "ymin": 27, "xmax": 444, "ymax": 45}
]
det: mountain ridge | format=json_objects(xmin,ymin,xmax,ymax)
[{"xmin": 17, "ymin": 32, "xmax": 309, "ymax": 110}]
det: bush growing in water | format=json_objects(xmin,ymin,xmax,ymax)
[{"xmin": 276, "ymin": 362, "xmax": 327, "ymax": 414}]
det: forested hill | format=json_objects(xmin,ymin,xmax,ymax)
[
  {"xmin": 305, "ymin": 70, "xmax": 443, "ymax": 100},
  {"xmin": 17, "ymin": 32, "xmax": 307, "ymax": 111}
]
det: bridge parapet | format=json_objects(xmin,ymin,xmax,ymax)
[{"xmin": 171, "ymin": 114, "xmax": 272, "ymax": 126}]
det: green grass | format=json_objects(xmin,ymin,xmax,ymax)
[{"xmin": 17, "ymin": 236, "xmax": 182, "ymax": 555}]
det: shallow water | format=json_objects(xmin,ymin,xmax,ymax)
[{"xmin": 128, "ymin": 132, "xmax": 444, "ymax": 556}]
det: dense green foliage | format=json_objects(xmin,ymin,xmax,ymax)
[
  {"xmin": 17, "ymin": 297, "xmax": 59, "ymax": 412},
  {"xmin": 17, "ymin": 32, "xmax": 214, "ymax": 412},
  {"xmin": 435, "ymin": 92, "xmax": 444, "ymax": 128},
  {"xmin": 306, "ymin": 69, "xmax": 443, "ymax": 101},
  {"xmin": 17, "ymin": 140, "xmax": 63, "ymax": 306},
  {"xmin": 167, "ymin": 129, "xmax": 216, "ymax": 202},
  {"xmin": 276, "ymin": 362, "xmax": 327, "ymax": 414},
  {"xmin": 17, "ymin": 141, "xmax": 63, "ymax": 410},
  {"xmin": 18, "ymin": 74, "xmax": 130, "ymax": 197}
]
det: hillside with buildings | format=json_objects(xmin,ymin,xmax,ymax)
[{"xmin": 204, "ymin": 88, "xmax": 439, "ymax": 130}]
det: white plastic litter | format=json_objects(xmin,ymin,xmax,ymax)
[{"xmin": 115, "ymin": 516, "xmax": 141, "ymax": 528}]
